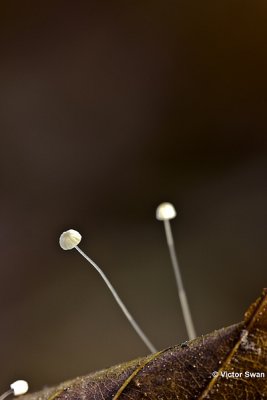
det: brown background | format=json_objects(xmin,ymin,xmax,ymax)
[{"xmin": 0, "ymin": 1, "xmax": 266, "ymax": 393}]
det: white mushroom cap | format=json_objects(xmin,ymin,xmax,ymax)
[
  {"xmin": 156, "ymin": 202, "xmax": 176, "ymax": 221},
  {"xmin": 59, "ymin": 229, "xmax": 82, "ymax": 250},
  {"xmin": 10, "ymin": 381, "xmax": 29, "ymax": 396}
]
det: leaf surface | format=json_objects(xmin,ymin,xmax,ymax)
[{"xmin": 23, "ymin": 289, "xmax": 267, "ymax": 400}]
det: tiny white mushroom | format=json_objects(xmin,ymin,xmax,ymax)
[
  {"xmin": 156, "ymin": 202, "xmax": 177, "ymax": 221},
  {"xmin": 59, "ymin": 229, "xmax": 157, "ymax": 354},
  {"xmin": 156, "ymin": 202, "xmax": 196, "ymax": 341},
  {"xmin": 59, "ymin": 229, "xmax": 82, "ymax": 250},
  {"xmin": 0, "ymin": 381, "xmax": 29, "ymax": 400},
  {"xmin": 10, "ymin": 381, "xmax": 29, "ymax": 396}
]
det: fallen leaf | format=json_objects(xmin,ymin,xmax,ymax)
[{"xmin": 23, "ymin": 289, "xmax": 267, "ymax": 400}]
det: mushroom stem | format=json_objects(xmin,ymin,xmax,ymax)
[
  {"xmin": 163, "ymin": 219, "xmax": 196, "ymax": 340},
  {"xmin": 75, "ymin": 245, "xmax": 157, "ymax": 353},
  {"xmin": 0, "ymin": 389, "xmax": 13, "ymax": 400}
]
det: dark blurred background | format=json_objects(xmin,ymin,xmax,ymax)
[{"xmin": 0, "ymin": 0, "xmax": 266, "ymax": 393}]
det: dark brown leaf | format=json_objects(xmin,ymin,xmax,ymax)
[{"xmin": 23, "ymin": 289, "xmax": 267, "ymax": 400}]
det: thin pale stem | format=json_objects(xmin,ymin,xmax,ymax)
[
  {"xmin": 0, "ymin": 390, "xmax": 13, "ymax": 400},
  {"xmin": 75, "ymin": 246, "xmax": 157, "ymax": 354},
  {"xmin": 163, "ymin": 219, "xmax": 196, "ymax": 340}
]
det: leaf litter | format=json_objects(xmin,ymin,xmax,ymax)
[{"xmin": 22, "ymin": 289, "xmax": 267, "ymax": 400}]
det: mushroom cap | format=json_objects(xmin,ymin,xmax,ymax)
[
  {"xmin": 59, "ymin": 229, "xmax": 82, "ymax": 250},
  {"xmin": 10, "ymin": 380, "xmax": 29, "ymax": 396},
  {"xmin": 156, "ymin": 202, "xmax": 176, "ymax": 220}
]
